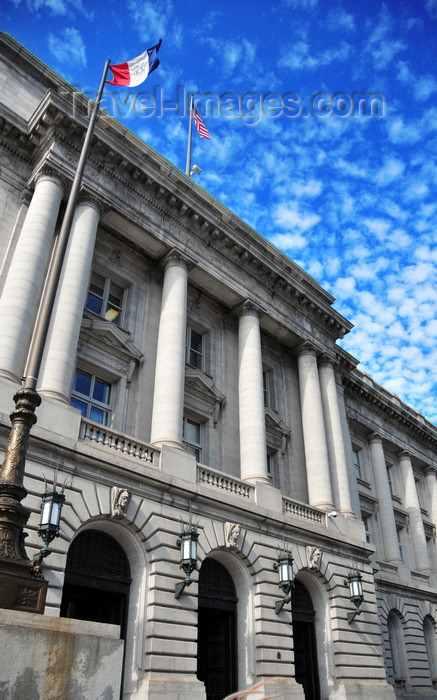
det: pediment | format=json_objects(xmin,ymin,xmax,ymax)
[
  {"xmin": 265, "ymin": 406, "xmax": 291, "ymax": 452},
  {"xmin": 185, "ymin": 367, "xmax": 226, "ymax": 424},
  {"xmin": 79, "ymin": 315, "xmax": 143, "ymax": 379}
]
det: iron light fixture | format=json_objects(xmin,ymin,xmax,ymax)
[
  {"xmin": 33, "ymin": 475, "xmax": 66, "ymax": 568},
  {"xmin": 175, "ymin": 517, "xmax": 199, "ymax": 599},
  {"xmin": 274, "ymin": 548, "xmax": 294, "ymax": 614},
  {"xmin": 344, "ymin": 570, "xmax": 364, "ymax": 623}
]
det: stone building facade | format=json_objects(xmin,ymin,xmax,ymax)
[{"xmin": 0, "ymin": 33, "xmax": 436, "ymax": 700}]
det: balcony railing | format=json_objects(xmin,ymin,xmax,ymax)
[
  {"xmin": 197, "ymin": 465, "xmax": 254, "ymax": 499},
  {"xmin": 80, "ymin": 419, "xmax": 157, "ymax": 464},
  {"xmin": 282, "ymin": 497, "xmax": 324, "ymax": 523}
]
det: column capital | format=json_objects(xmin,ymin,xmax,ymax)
[
  {"xmin": 297, "ymin": 341, "xmax": 318, "ymax": 358},
  {"xmin": 162, "ymin": 249, "xmax": 194, "ymax": 272},
  {"xmin": 318, "ymin": 353, "xmax": 335, "ymax": 369},
  {"xmin": 77, "ymin": 191, "xmax": 106, "ymax": 216},
  {"xmin": 369, "ymin": 432, "xmax": 383, "ymax": 446},
  {"xmin": 31, "ymin": 165, "xmax": 67, "ymax": 194},
  {"xmin": 236, "ymin": 299, "xmax": 260, "ymax": 319},
  {"xmin": 424, "ymin": 465, "xmax": 437, "ymax": 478},
  {"xmin": 398, "ymin": 450, "xmax": 412, "ymax": 462}
]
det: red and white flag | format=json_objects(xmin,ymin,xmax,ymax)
[
  {"xmin": 193, "ymin": 108, "xmax": 211, "ymax": 139},
  {"xmin": 107, "ymin": 40, "xmax": 162, "ymax": 87}
]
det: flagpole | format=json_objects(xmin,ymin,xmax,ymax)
[
  {"xmin": 0, "ymin": 57, "xmax": 110, "ymax": 610},
  {"xmin": 185, "ymin": 94, "xmax": 193, "ymax": 176}
]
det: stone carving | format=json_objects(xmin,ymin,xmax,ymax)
[
  {"xmin": 111, "ymin": 487, "xmax": 131, "ymax": 519},
  {"xmin": 225, "ymin": 522, "xmax": 241, "ymax": 549},
  {"xmin": 306, "ymin": 545, "xmax": 321, "ymax": 569}
]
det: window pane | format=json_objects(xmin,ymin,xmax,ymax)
[
  {"xmin": 185, "ymin": 419, "xmax": 200, "ymax": 443},
  {"xmin": 185, "ymin": 444, "xmax": 200, "ymax": 460},
  {"xmin": 86, "ymin": 272, "xmax": 105, "ymax": 314},
  {"xmin": 89, "ymin": 405, "xmax": 107, "ymax": 425},
  {"xmin": 108, "ymin": 282, "xmax": 123, "ymax": 308},
  {"xmin": 70, "ymin": 397, "xmax": 88, "ymax": 417},
  {"xmin": 89, "ymin": 271, "xmax": 105, "ymax": 295},
  {"xmin": 93, "ymin": 378, "xmax": 111, "ymax": 404},
  {"xmin": 73, "ymin": 370, "xmax": 92, "ymax": 398},
  {"xmin": 188, "ymin": 329, "xmax": 203, "ymax": 368}
]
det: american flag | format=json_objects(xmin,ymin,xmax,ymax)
[{"xmin": 193, "ymin": 108, "xmax": 211, "ymax": 139}]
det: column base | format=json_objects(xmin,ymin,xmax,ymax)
[
  {"xmin": 243, "ymin": 677, "xmax": 305, "ymax": 700},
  {"xmin": 134, "ymin": 673, "xmax": 206, "ymax": 700},
  {"xmin": 330, "ymin": 680, "xmax": 396, "ymax": 700}
]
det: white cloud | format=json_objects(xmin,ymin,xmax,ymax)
[
  {"xmin": 375, "ymin": 157, "xmax": 405, "ymax": 185},
  {"xmin": 273, "ymin": 202, "xmax": 320, "ymax": 232},
  {"xmin": 48, "ymin": 27, "xmax": 86, "ymax": 66},
  {"xmin": 326, "ymin": 8, "xmax": 355, "ymax": 32},
  {"xmin": 269, "ymin": 232, "xmax": 308, "ymax": 250},
  {"xmin": 291, "ymin": 179, "xmax": 323, "ymax": 197},
  {"xmin": 278, "ymin": 41, "xmax": 350, "ymax": 71}
]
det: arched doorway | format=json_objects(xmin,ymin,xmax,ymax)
[
  {"xmin": 292, "ymin": 579, "xmax": 321, "ymax": 700},
  {"xmin": 197, "ymin": 558, "xmax": 238, "ymax": 700},
  {"xmin": 60, "ymin": 529, "xmax": 131, "ymax": 638}
]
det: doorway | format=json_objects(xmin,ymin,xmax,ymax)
[
  {"xmin": 292, "ymin": 579, "xmax": 321, "ymax": 700},
  {"xmin": 197, "ymin": 558, "xmax": 238, "ymax": 700},
  {"xmin": 60, "ymin": 529, "xmax": 131, "ymax": 637}
]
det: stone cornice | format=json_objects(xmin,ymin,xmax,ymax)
[{"xmin": 343, "ymin": 371, "xmax": 437, "ymax": 451}]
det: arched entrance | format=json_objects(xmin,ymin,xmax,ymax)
[
  {"xmin": 197, "ymin": 558, "xmax": 238, "ymax": 700},
  {"xmin": 292, "ymin": 579, "xmax": 321, "ymax": 700},
  {"xmin": 60, "ymin": 529, "xmax": 131, "ymax": 637}
]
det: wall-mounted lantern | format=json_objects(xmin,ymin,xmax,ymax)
[
  {"xmin": 33, "ymin": 475, "xmax": 66, "ymax": 568},
  {"xmin": 273, "ymin": 548, "xmax": 294, "ymax": 614},
  {"xmin": 344, "ymin": 570, "xmax": 364, "ymax": 623},
  {"xmin": 175, "ymin": 517, "xmax": 199, "ymax": 599}
]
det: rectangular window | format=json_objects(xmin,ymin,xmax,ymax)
[
  {"xmin": 361, "ymin": 514, "xmax": 371, "ymax": 543},
  {"xmin": 353, "ymin": 448, "xmax": 362, "ymax": 479},
  {"xmin": 182, "ymin": 417, "xmax": 201, "ymax": 461},
  {"xmin": 86, "ymin": 271, "xmax": 124, "ymax": 324},
  {"xmin": 186, "ymin": 327, "xmax": 203, "ymax": 369},
  {"xmin": 70, "ymin": 369, "xmax": 112, "ymax": 425},
  {"xmin": 387, "ymin": 465, "xmax": 394, "ymax": 495},
  {"xmin": 263, "ymin": 371, "xmax": 272, "ymax": 407},
  {"xmin": 396, "ymin": 528, "xmax": 404, "ymax": 562}
]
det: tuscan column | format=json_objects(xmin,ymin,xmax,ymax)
[
  {"xmin": 0, "ymin": 171, "xmax": 63, "ymax": 382},
  {"xmin": 399, "ymin": 451, "xmax": 432, "ymax": 572},
  {"xmin": 238, "ymin": 301, "xmax": 269, "ymax": 483},
  {"xmin": 38, "ymin": 198, "xmax": 101, "ymax": 401},
  {"xmin": 150, "ymin": 251, "xmax": 189, "ymax": 449},
  {"xmin": 319, "ymin": 356, "xmax": 354, "ymax": 516},
  {"xmin": 369, "ymin": 434, "xmax": 402, "ymax": 564},
  {"xmin": 297, "ymin": 342, "xmax": 334, "ymax": 509},
  {"xmin": 424, "ymin": 466, "xmax": 437, "ymax": 528}
]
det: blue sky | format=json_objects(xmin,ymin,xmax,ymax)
[{"xmin": 3, "ymin": 0, "xmax": 437, "ymax": 424}]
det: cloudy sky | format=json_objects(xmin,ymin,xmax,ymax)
[{"xmin": 3, "ymin": 0, "xmax": 437, "ymax": 424}]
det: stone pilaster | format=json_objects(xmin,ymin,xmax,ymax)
[
  {"xmin": 318, "ymin": 356, "xmax": 354, "ymax": 517},
  {"xmin": 38, "ymin": 197, "xmax": 101, "ymax": 401},
  {"xmin": 297, "ymin": 343, "xmax": 334, "ymax": 510},
  {"xmin": 398, "ymin": 451, "xmax": 431, "ymax": 573},
  {"xmin": 0, "ymin": 171, "xmax": 64, "ymax": 382},
  {"xmin": 238, "ymin": 302, "xmax": 269, "ymax": 483},
  {"xmin": 369, "ymin": 434, "xmax": 402, "ymax": 564},
  {"xmin": 150, "ymin": 251, "xmax": 190, "ymax": 449},
  {"xmin": 424, "ymin": 466, "xmax": 437, "ymax": 529}
]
